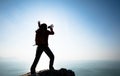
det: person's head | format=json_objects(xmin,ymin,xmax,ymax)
[{"xmin": 40, "ymin": 23, "xmax": 47, "ymax": 30}]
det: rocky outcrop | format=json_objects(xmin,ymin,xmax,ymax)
[
  {"xmin": 37, "ymin": 68, "xmax": 75, "ymax": 76},
  {"xmin": 22, "ymin": 68, "xmax": 75, "ymax": 76}
]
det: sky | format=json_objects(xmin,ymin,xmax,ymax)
[{"xmin": 0, "ymin": 0, "xmax": 120, "ymax": 64}]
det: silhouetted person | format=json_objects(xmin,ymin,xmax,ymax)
[{"xmin": 30, "ymin": 21, "xmax": 55, "ymax": 75}]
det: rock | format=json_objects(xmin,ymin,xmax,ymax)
[
  {"xmin": 37, "ymin": 68, "xmax": 75, "ymax": 76},
  {"xmin": 21, "ymin": 68, "xmax": 75, "ymax": 76}
]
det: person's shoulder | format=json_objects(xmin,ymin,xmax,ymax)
[{"xmin": 36, "ymin": 29, "xmax": 40, "ymax": 33}]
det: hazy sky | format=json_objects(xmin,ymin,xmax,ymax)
[{"xmin": 0, "ymin": 0, "xmax": 120, "ymax": 62}]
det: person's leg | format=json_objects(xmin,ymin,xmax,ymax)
[
  {"xmin": 30, "ymin": 46, "xmax": 43, "ymax": 74},
  {"xmin": 44, "ymin": 47, "xmax": 54, "ymax": 70}
]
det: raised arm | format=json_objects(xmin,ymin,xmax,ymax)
[
  {"xmin": 38, "ymin": 21, "xmax": 41, "ymax": 27},
  {"xmin": 48, "ymin": 24, "xmax": 54, "ymax": 35}
]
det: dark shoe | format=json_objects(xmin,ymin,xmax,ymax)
[
  {"xmin": 31, "ymin": 73, "xmax": 36, "ymax": 76},
  {"xmin": 50, "ymin": 66, "xmax": 54, "ymax": 70},
  {"xmin": 31, "ymin": 70, "xmax": 36, "ymax": 75}
]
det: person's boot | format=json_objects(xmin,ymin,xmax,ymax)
[
  {"xmin": 31, "ymin": 69, "xmax": 36, "ymax": 76},
  {"xmin": 49, "ymin": 66, "xmax": 54, "ymax": 70}
]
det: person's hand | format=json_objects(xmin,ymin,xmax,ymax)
[
  {"xmin": 48, "ymin": 24, "xmax": 54, "ymax": 28},
  {"xmin": 50, "ymin": 24, "xmax": 54, "ymax": 28},
  {"xmin": 38, "ymin": 21, "xmax": 41, "ymax": 27}
]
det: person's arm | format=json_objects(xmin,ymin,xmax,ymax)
[
  {"xmin": 48, "ymin": 24, "xmax": 54, "ymax": 35},
  {"xmin": 38, "ymin": 21, "xmax": 41, "ymax": 27}
]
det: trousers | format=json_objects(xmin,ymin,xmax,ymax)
[{"xmin": 30, "ymin": 46, "xmax": 54, "ymax": 73}]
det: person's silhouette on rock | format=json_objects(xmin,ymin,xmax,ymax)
[{"xmin": 30, "ymin": 21, "xmax": 55, "ymax": 75}]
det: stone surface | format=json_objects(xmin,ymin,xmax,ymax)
[{"xmin": 21, "ymin": 68, "xmax": 75, "ymax": 76}]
